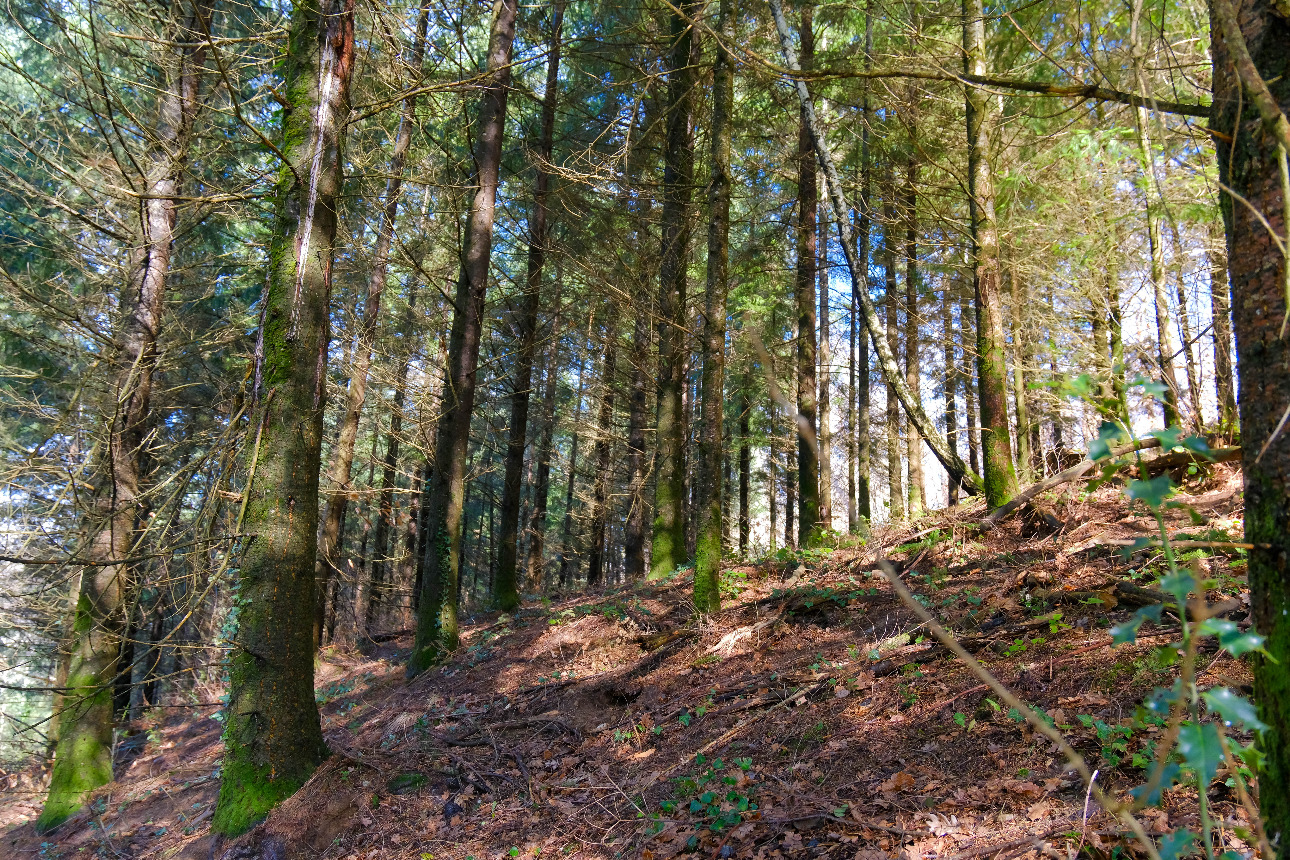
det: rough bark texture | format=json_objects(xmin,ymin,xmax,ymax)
[
  {"xmin": 795, "ymin": 5, "xmax": 821, "ymax": 547},
  {"xmin": 211, "ymin": 0, "xmax": 353, "ymax": 835},
  {"xmin": 695, "ymin": 0, "xmax": 734, "ymax": 612},
  {"xmin": 314, "ymin": 1, "xmax": 429, "ymax": 643},
  {"xmin": 525, "ymin": 307, "xmax": 562, "ymax": 590},
  {"xmin": 963, "ymin": 0, "xmax": 1018, "ymax": 508},
  {"xmin": 1210, "ymin": 0, "xmax": 1290, "ymax": 843},
  {"xmin": 586, "ymin": 333, "xmax": 617, "ymax": 587},
  {"xmin": 624, "ymin": 305, "xmax": 650, "ymax": 580},
  {"xmin": 497, "ymin": 1, "xmax": 563, "ymax": 610},
  {"xmin": 818, "ymin": 206, "xmax": 833, "ymax": 531},
  {"xmin": 39, "ymin": 0, "xmax": 211, "ymax": 833},
  {"xmin": 1009, "ymin": 269, "xmax": 1033, "ymax": 483},
  {"xmin": 650, "ymin": 0, "xmax": 699, "ymax": 579},
  {"xmin": 408, "ymin": 0, "xmax": 517, "ymax": 673},
  {"xmin": 1208, "ymin": 219, "xmax": 1238, "ymax": 434},
  {"xmin": 882, "ymin": 192, "xmax": 904, "ymax": 522}
]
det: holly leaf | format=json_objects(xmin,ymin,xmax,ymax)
[
  {"xmin": 1180, "ymin": 436, "xmax": 1212, "ymax": 457},
  {"xmin": 1150, "ymin": 427, "xmax": 1185, "ymax": 450},
  {"xmin": 1204, "ymin": 687, "xmax": 1267, "ymax": 733},
  {"xmin": 1089, "ymin": 421, "xmax": 1128, "ymax": 461},
  {"xmin": 1127, "ymin": 475, "xmax": 1174, "ymax": 509},
  {"xmin": 1157, "ymin": 829, "xmax": 1196, "ymax": 860},
  {"xmin": 1129, "ymin": 761, "xmax": 1181, "ymax": 805},
  {"xmin": 1158, "ymin": 571, "xmax": 1196, "ymax": 604},
  {"xmin": 1198, "ymin": 618, "xmax": 1267, "ymax": 657},
  {"xmin": 1177, "ymin": 721, "xmax": 1223, "ymax": 785}
]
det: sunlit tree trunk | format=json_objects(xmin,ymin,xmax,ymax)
[
  {"xmin": 818, "ymin": 206, "xmax": 833, "ymax": 531},
  {"xmin": 497, "ymin": 0, "xmax": 563, "ymax": 610},
  {"xmin": 1211, "ymin": 0, "xmax": 1290, "ymax": 842},
  {"xmin": 883, "ymin": 187, "xmax": 904, "ymax": 521},
  {"xmin": 1207, "ymin": 220, "xmax": 1238, "ymax": 436},
  {"xmin": 903, "ymin": 160, "xmax": 924, "ymax": 516},
  {"xmin": 409, "ymin": 0, "xmax": 518, "ymax": 672},
  {"xmin": 944, "ymin": 289, "xmax": 960, "ymax": 506},
  {"xmin": 959, "ymin": 291, "xmax": 981, "ymax": 478},
  {"xmin": 963, "ymin": 0, "xmax": 1018, "ymax": 507},
  {"xmin": 855, "ymin": 11, "xmax": 874, "ymax": 525},
  {"xmin": 694, "ymin": 0, "xmax": 734, "ymax": 612},
  {"xmin": 210, "ymin": 0, "xmax": 353, "ymax": 834},
  {"xmin": 1009, "ymin": 269, "xmax": 1034, "ymax": 483}
]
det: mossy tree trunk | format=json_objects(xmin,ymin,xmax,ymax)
[
  {"xmin": 498, "ymin": 0, "xmax": 563, "ymax": 610},
  {"xmin": 650, "ymin": 0, "xmax": 699, "ymax": 579},
  {"xmin": 1210, "ymin": 0, "xmax": 1290, "ymax": 843},
  {"xmin": 963, "ymin": 0, "xmax": 1018, "ymax": 508},
  {"xmin": 695, "ymin": 0, "xmax": 734, "ymax": 613},
  {"xmin": 211, "ymin": 0, "xmax": 354, "ymax": 836},
  {"xmin": 408, "ymin": 0, "xmax": 518, "ymax": 673},
  {"xmin": 39, "ymin": 0, "xmax": 211, "ymax": 834}
]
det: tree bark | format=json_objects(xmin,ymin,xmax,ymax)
[
  {"xmin": 624, "ymin": 304, "xmax": 650, "ymax": 579},
  {"xmin": 944, "ymin": 285, "xmax": 960, "ymax": 506},
  {"xmin": 39, "ymin": 1, "xmax": 212, "ymax": 833},
  {"xmin": 883, "ymin": 189, "xmax": 904, "ymax": 522},
  {"xmin": 557, "ymin": 345, "xmax": 588, "ymax": 588},
  {"xmin": 795, "ymin": 4, "xmax": 821, "ymax": 547},
  {"xmin": 408, "ymin": 0, "xmax": 518, "ymax": 673},
  {"xmin": 1009, "ymin": 268, "xmax": 1034, "ymax": 483},
  {"xmin": 1210, "ymin": 0, "xmax": 1290, "ymax": 843},
  {"xmin": 314, "ymin": 0, "xmax": 430, "ymax": 644},
  {"xmin": 1208, "ymin": 219, "xmax": 1238, "ymax": 436},
  {"xmin": 819, "ymin": 205, "xmax": 833, "ymax": 531},
  {"xmin": 525, "ymin": 297, "xmax": 563, "ymax": 590},
  {"xmin": 650, "ymin": 0, "xmax": 700, "ymax": 579},
  {"xmin": 738, "ymin": 383, "xmax": 751, "ymax": 555},
  {"xmin": 963, "ymin": 0, "xmax": 1018, "ymax": 507},
  {"xmin": 903, "ymin": 160, "xmax": 924, "ymax": 516},
  {"xmin": 586, "ymin": 332, "xmax": 617, "ymax": 587},
  {"xmin": 497, "ymin": 0, "xmax": 563, "ymax": 611},
  {"xmin": 855, "ymin": 11, "xmax": 874, "ymax": 525},
  {"xmin": 695, "ymin": 0, "xmax": 734, "ymax": 611},
  {"xmin": 210, "ymin": 0, "xmax": 352, "ymax": 835}
]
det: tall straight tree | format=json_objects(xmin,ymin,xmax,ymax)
[
  {"xmin": 962, "ymin": 0, "xmax": 1018, "ymax": 507},
  {"xmin": 1210, "ymin": 0, "xmax": 1290, "ymax": 842},
  {"xmin": 38, "ymin": 0, "xmax": 211, "ymax": 832},
  {"xmin": 943, "ymin": 291, "xmax": 960, "ymax": 505},
  {"xmin": 586, "ymin": 328, "xmax": 617, "ymax": 587},
  {"xmin": 313, "ymin": 0, "xmax": 431, "ymax": 642},
  {"xmin": 903, "ymin": 159, "xmax": 924, "ymax": 516},
  {"xmin": 497, "ymin": 0, "xmax": 564, "ymax": 610},
  {"xmin": 1207, "ymin": 220, "xmax": 1237, "ymax": 435},
  {"xmin": 408, "ymin": 0, "xmax": 519, "ymax": 673},
  {"xmin": 210, "ymin": 0, "xmax": 354, "ymax": 835},
  {"xmin": 695, "ymin": 0, "xmax": 735, "ymax": 613},
  {"xmin": 794, "ymin": 3, "xmax": 821, "ymax": 546},
  {"xmin": 882, "ymin": 186, "xmax": 904, "ymax": 521},
  {"xmin": 818, "ymin": 207, "xmax": 832, "ymax": 531},
  {"xmin": 650, "ymin": 0, "xmax": 699, "ymax": 579},
  {"xmin": 525, "ymin": 315, "xmax": 562, "ymax": 589},
  {"xmin": 853, "ymin": 1, "xmax": 874, "ymax": 525}
]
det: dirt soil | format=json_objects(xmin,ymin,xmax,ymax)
[{"xmin": 0, "ymin": 465, "xmax": 1260, "ymax": 859}]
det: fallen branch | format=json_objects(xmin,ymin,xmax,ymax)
[{"xmin": 981, "ymin": 439, "xmax": 1162, "ymax": 530}]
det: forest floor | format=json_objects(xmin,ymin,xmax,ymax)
[{"xmin": 0, "ymin": 464, "xmax": 1261, "ymax": 860}]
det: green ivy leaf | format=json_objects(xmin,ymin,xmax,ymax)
[
  {"xmin": 1157, "ymin": 829, "xmax": 1196, "ymax": 860},
  {"xmin": 1204, "ymin": 687, "xmax": 1267, "ymax": 733},
  {"xmin": 1177, "ymin": 721, "xmax": 1223, "ymax": 785},
  {"xmin": 1127, "ymin": 475, "xmax": 1174, "ymax": 509},
  {"xmin": 1089, "ymin": 421, "xmax": 1128, "ymax": 461}
]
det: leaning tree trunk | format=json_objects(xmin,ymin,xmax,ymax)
[
  {"xmin": 496, "ymin": 0, "xmax": 563, "ymax": 610},
  {"xmin": 39, "ymin": 0, "xmax": 210, "ymax": 834},
  {"xmin": 314, "ymin": 0, "xmax": 430, "ymax": 644},
  {"xmin": 768, "ymin": 0, "xmax": 981, "ymax": 495},
  {"xmin": 962, "ymin": 0, "xmax": 1017, "ymax": 507},
  {"xmin": 650, "ymin": 0, "xmax": 700, "ymax": 579},
  {"xmin": 694, "ymin": 0, "xmax": 734, "ymax": 612},
  {"xmin": 210, "ymin": 0, "xmax": 353, "ymax": 836},
  {"xmin": 794, "ymin": 3, "xmax": 820, "ymax": 547},
  {"xmin": 1210, "ymin": 0, "xmax": 1290, "ymax": 843},
  {"xmin": 408, "ymin": 0, "xmax": 518, "ymax": 674}
]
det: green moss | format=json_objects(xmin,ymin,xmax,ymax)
[
  {"xmin": 37, "ymin": 670, "xmax": 114, "ymax": 834},
  {"xmin": 210, "ymin": 754, "xmax": 308, "ymax": 837},
  {"xmin": 693, "ymin": 516, "xmax": 722, "ymax": 614}
]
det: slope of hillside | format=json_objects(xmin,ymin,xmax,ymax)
[{"xmin": 1, "ymin": 466, "xmax": 1258, "ymax": 859}]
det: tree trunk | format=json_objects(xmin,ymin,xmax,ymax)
[
  {"xmin": 366, "ymin": 288, "xmax": 416, "ymax": 635},
  {"xmin": 314, "ymin": 1, "xmax": 430, "ymax": 645},
  {"xmin": 855, "ymin": 13, "xmax": 874, "ymax": 525},
  {"xmin": 1210, "ymin": 0, "xmax": 1290, "ymax": 842},
  {"xmin": 408, "ymin": 0, "xmax": 518, "ymax": 673},
  {"xmin": 624, "ymin": 304, "xmax": 650, "ymax": 579},
  {"xmin": 944, "ymin": 287, "xmax": 960, "ymax": 506},
  {"xmin": 769, "ymin": 0, "xmax": 981, "ymax": 495},
  {"xmin": 738, "ymin": 384, "xmax": 751, "ymax": 555},
  {"xmin": 586, "ymin": 332, "xmax": 617, "ymax": 587},
  {"xmin": 209, "ymin": 0, "xmax": 352, "ymax": 835},
  {"xmin": 497, "ymin": 0, "xmax": 563, "ymax": 611},
  {"xmin": 695, "ymin": 0, "xmax": 734, "ymax": 611},
  {"xmin": 818, "ymin": 205, "xmax": 833, "ymax": 532},
  {"xmin": 650, "ymin": 0, "xmax": 700, "ymax": 579},
  {"xmin": 525, "ymin": 298, "xmax": 563, "ymax": 590},
  {"xmin": 794, "ymin": 4, "xmax": 821, "ymax": 547},
  {"xmin": 1208, "ymin": 219, "xmax": 1238, "ymax": 436},
  {"xmin": 903, "ymin": 159, "xmax": 924, "ymax": 516},
  {"xmin": 1009, "ymin": 268, "xmax": 1034, "ymax": 483},
  {"xmin": 960, "ymin": 292, "xmax": 981, "ymax": 477},
  {"xmin": 557, "ymin": 347, "xmax": 588, "ymax": 588},
  {"xmin": 883, "ymin": 187, "xmax": 904, "ymax": 522},
  {"xmin": 39, "ymin": 1, "xmax": 211, "ymax": 834},
  {"xmin": 963, "ymin": 0, "xmax": 1018, "ymax": 507}
]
